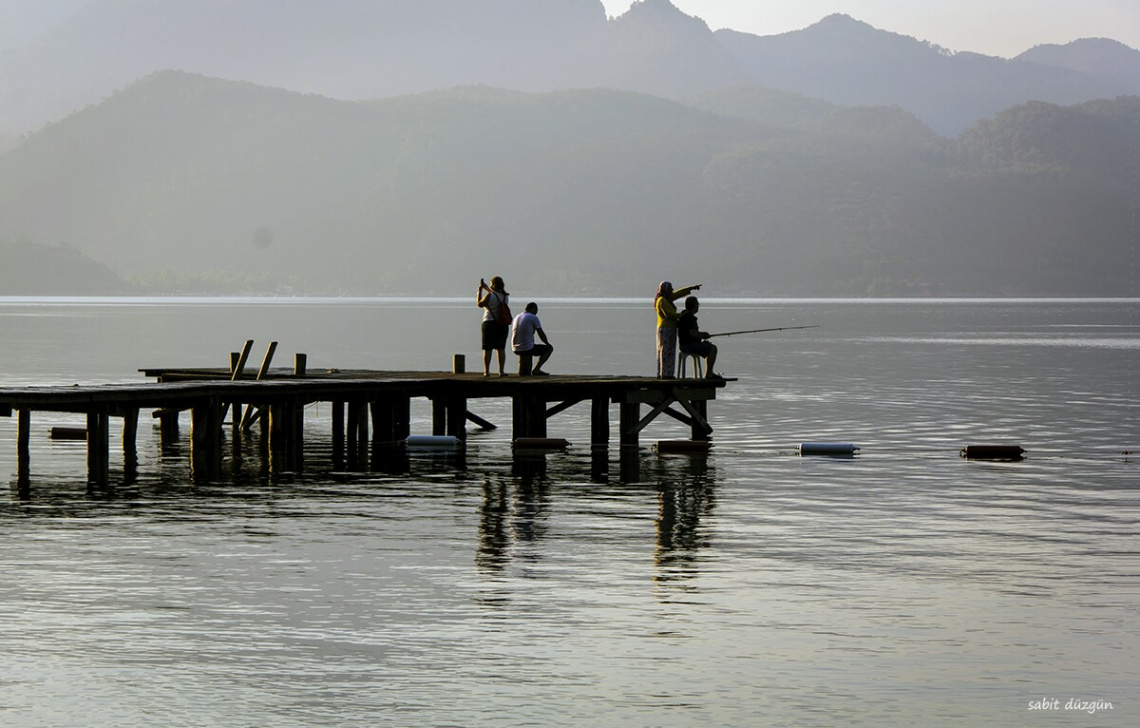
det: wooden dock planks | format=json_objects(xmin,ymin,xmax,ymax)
[{"xmin": 1, "ymin": 370, "xmax": 729, "ymax": 486}]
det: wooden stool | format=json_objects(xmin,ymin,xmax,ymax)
[
  {"xmin": 678, "ymin": 352, "xmax": 704, "ymax": 378},
  {"xmin": 518, "ymin": 353, "xmax": 534, "ymax": 376}
]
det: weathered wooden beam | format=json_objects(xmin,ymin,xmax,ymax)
[
  {"xmin": 621, "ymin": 387, "xmax": 716, "ymax": 405},
  {"xmin": 545, "ymin": 398, "xmax": 584, "ymax": 419},
  {"xmin": 239, "ymin": 341, "xmax": 277, "ymax": 430},
  {"xmin": 465, "ymin": 411, "xmax": 496, "ymax": 431},
  {"xmin": 662, "ymin": 406, "xmax": 693, "ymax": 426},
  {"xmin": 671, "ymin": 389, "xmax": 713, "ymax": 437},
  {"xmin": 232, "ymin": 340, "xmax": 254, "ymax": 378},
  {"xmin": 631, "ymin": 395, "xmax": 677, "ymax": 437}
]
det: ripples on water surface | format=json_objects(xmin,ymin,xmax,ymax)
[{"xmin": 0, "ymin": 298, "xmax": 1136, "ymax": 727}]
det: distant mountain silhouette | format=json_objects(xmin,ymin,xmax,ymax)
[
  {"xmin": 0, "ymin": 71, "xmax": 1135, "ymax": 296},
  {"xmin": 601, "ymin": 0, "xmax": 752, "ymax": 97},
  {"xmin": 714, "ymin": 14, "xmax": 1140, "ymax": 135},
  {"xmin": 0, "ymin": 0, "xmax": 610, "ymax": 136},
  {"xmin": 0, "ymin": 239, "xmax": 126, "ymax": 294},
  {"xmin": 3, "ymin": 1, "xmax": 1139, "ymax": 140},
  {"xmin": 1015, "ymin": 38, "xmax": 1140, "ymax": 91}
]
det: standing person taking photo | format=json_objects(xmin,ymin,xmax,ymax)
[
  {"xmin": 654, "ymin": 280, "xmax": 701, "ymax": 378},
  {"xmin": 477, "ymin": 276, "xmax": 511, "ymax": 376}
]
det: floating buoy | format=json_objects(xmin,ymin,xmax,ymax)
[
  {"xmin": 798, "ymin": 442, "xmax": 859, "ymax": 456},
  {"xmin": 405, "ymin": 435, "xmax": 462, "ymax": 450},
  {"xmin": 49, "ymin": 427, "xmax": 87, "ymax": 441},
  {"xmin": 655, "ymin": 440, "xmax": 710, "ymax": 454},
  {"xmin": 512, "ymin": 437, "xmax": 570, "ymax": 451},
  {"xmin": 960, "ymin": 445, "xmax": 1024, "ymax": 460}
]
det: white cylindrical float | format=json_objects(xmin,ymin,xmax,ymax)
[{"xmin": 798, "ymin": 442, "xmax": 859, "ymax": 456}]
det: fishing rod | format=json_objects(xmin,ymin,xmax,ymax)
[{"xmin": 707, "ymin": 325, "xmax": 819, "ymax": 338}]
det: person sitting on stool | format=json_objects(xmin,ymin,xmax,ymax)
[
  {"xmin": 678, "ymin": 295, "xmax": 719, "ymax": 378},
  {"xmin": 511, "ymin": 302, "xmax": 554, "ymax": 375}
]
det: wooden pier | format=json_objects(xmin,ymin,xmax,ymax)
[{"xmin": 1, "ymin": 357, "xmax": 729, "ymax": 487}]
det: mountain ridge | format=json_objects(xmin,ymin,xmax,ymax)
[
  {"xmin": 1, "ymin": 71, "xmax": 1134, "ymax": 296},
  {"xmin": 2, "ymin": 0, "xmax": 1138, "ymax": 141}
]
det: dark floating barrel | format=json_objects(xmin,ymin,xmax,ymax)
[
  {"xmin": 405, "ymin": 435, "xmax": 462, "ymax": 450},
  {"xmin": 49, "ymin": 427, "xmax": 87, "ymax": 441},
  {"xmin": 960, "ymin": 444, "xmax": 1025, "ymax": 460},
  {"xmin": 512, "ymin": 437, "xmax": 570, "ymax": 451},
  {"xmin": 798, "ymin": 442, "xmax": 859, "ymax": 457},
  {"xmin": 655, "ymin": 440, "xmax": 711, "ymax": 454}
]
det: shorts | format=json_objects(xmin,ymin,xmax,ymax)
[
  {"xmin": 482, "ymin": 321, "xmax": 509, "ymax": 351},
  {"xmin": 515, "ymin": 344, "xmax": 552, "ymax": 359},
  {"xmin": 680, "ymin": 340, "xmax": 713, "ymax": 357}
]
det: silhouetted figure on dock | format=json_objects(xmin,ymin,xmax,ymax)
[
  {"xmin": 512, "ymin": 302, "xmax": 553, "ymax": 375},
  {"xmin": 678, "ymin": 296, "xmax": 719, "ymax": 379},
  {"xmin": 654, "ymin": 280, "xmax": 701, "ymax": 378},
  {"xmin": 477, "ymin": 276, "xmax": 511, "ymax": 376}
]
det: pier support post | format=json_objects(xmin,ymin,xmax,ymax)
[
  {"xmin": 511, "ymin": 394, "xmax": 547, "ymax": 439},
  {"xmin": 332, "ymin": 401, "xmax": 345, "ymax": 469},
  {"xmin": 346, "ymin": 400, "xmax": 367, "ymax": 469},
  {"xmin": 619, "ymin": 402, "xmax": 640, "ymax": 448},
  {"xmin": 122, "ymin": 408, "xmax": 139, "ymax": 484},
  {"xmin": 268, "ymin": 402, "xmax": 303, "ymax": 473},
  {"xmin": 432, "ymin": 397, "xmax": 446, "ymax": 436},
  {"xmin": 691, "ymin": 399, "xmax": 709, "ymax": 442},
  {"xmin": 356, "ymin": 400, "xmax": 369, "ymax": 464},
  {"xmin": 292, "ymin": 400, "xmax": 305, "ymax": 472},
  {"xmin": 591, "ymin": 397, "xmax": 609, "ymax": 447},
  {"xmin": 190, "ymin": 398, "xmax": 222, "ymax": 481},
  {"xmin": 17, "ymin": 409, "xmax": 31, "ymax": 489},
  {"xmin": 157, "ymin": 409, "xmax": 180, "ymax": 446},
  {"xmin": 346, "ymin": 400, "xmax": 360, "ymax": 466},
  {"xmin": 87, "ymin": 408, "xmax": 110, "ymax": 486},
  {"xmin": 446, "ymin": 396, "xmax": 467, "ymax": 440}
]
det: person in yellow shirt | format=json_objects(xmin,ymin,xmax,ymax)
[{"xmin": 654, "ymin": 280, "xmax": 701, "ymax": 378}]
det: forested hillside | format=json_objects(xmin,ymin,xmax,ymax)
[
  {"xmin": 0, "ymin": 239, "xmax": 126, "ymax": 294},
  {"xmin": 0, "ymin": 72, "xmax": 1135, "ymax": 296}
]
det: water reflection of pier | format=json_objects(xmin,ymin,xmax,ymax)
[
  {"xmin": 1, "ymin": 363, "xmax": 728, "ymax": 490},
  {"xmin": 474, "ymin": 454, "xmax": 717, "ymax": 582}
]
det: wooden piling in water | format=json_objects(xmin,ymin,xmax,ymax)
[{"xmin": 17, "ymin": 409, "xmax": 30, "ymax": 487}]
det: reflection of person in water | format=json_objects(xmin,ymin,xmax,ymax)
[
  {"xmin": 475, "ymin": 473, "xmax": 550, "ymax": 572},
  {"xmin": 654, "ymin": 467, "xmax": 714, "ymax": 581}
]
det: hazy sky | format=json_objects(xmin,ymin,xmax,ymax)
[
  {"xmin": 602, "ymin": 0, "xmax": 1140, "ymax": 57},
  {"xmin": 2, "ymin": 1, "xmax": 1138, "ymax": 58}
]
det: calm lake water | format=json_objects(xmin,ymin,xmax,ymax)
[{"xmin": 0, "ymin": 297, "xmax": 1136, "ymax": 727}]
